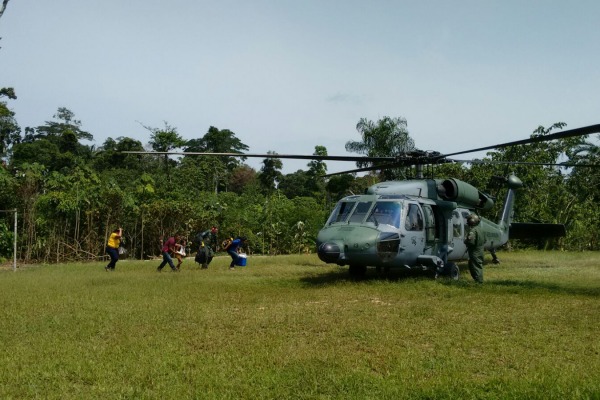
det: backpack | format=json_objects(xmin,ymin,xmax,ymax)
[{"xmin": 221, "ymin": 238, "xmax": 233, "ymax": 251}]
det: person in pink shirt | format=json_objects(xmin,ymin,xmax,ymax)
[{"xmin": 157, "ymin": 233, "xmax": 180, "ymax": 272}]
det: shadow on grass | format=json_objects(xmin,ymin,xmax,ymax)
[
  {"xmin": 487, "ymin": 279, "xmax": 600, "ymax": 297},
  {"xmin": 300, "ymin": 267, "xmax": 600, "ymax": 297},
  {"xmin": 299, "ymin": 267, "xmax": 437, "ymax": 286}
]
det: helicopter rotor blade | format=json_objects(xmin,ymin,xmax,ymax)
[
  {"xmin": 121, "ymin": 124, "xmax": 600, "ymax": 174},
  {"xmin": 122, "ymin": 151, "xmax": 394, "ymax": 163},
  {"xmin": 322, "ymin": 163, "xmax": 401, "ymax": 177},
  {"xmin": 438, "ymin": 124, "xmax": 600, "ymax": 159},
  {"xmin": 450, "ymin": 159, "xmax": 600, "ymax": 168}
]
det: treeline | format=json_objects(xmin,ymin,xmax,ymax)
[{"xmin": 0, "ymin": 98, "xmax": 598, "ymax": 263}]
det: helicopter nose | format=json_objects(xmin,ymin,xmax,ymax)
[{"xmin": 317, "ymin": 242, "xmax": 341, "ymax": 263}]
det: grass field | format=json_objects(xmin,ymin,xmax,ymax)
[{"xmin": 1, "ymin": 251, "xmax": 599, "ymax": 399}]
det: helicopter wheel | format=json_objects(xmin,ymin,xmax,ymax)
[
  {"xmin": 447, "ymin": 262, "xmax": 460, "ymax": 280},
  {"xmin": 349, "ymin": 264, "xmax": 367, "ymax": 279}
]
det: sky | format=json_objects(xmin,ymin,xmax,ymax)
[{"xmin": 1, "ymin": 0, "xmax": 599, "ymax": 174}]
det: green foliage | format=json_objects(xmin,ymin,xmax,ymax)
[
  {"xmin": 186, "ymin": 125, "xmax": 249, "ymax": 154},
  {"xmin": 280, "ymin": 147, "xmax": 330, "ymax": 199},
  {"xmin": 228, "ymin": 165, "xmax": 258, "ymax": 194},
  {"xmin": 184, "ymin": 126, "xmax": 250, "ymax": 192},
  {"xmin": 465, "ymin": 123, "xmax": 598, "ymax": 249},
  {"xmin": 12, "ymin": 107, "xmax": 93, "ymax": 173},
  {"xmin": 0, "ymin": 220, "xmax": 13, "ymax": 257},
  {"xmin": 346, "ymin": 116, "xmax": 415, "ymax": 180},
  {"xmin": 258, "ymin": 151, "xmax": 283, "ymax": 193},
  {"xmin": 93, "ymin": 136, "xmax": 145, "ymax": 173},
  {"xmin": 0, "ymin": 87, "xmax": 20, "ymax": 157},
  {"xmin": 278, "ymin": 169, "xmax": 311, "ymax": 198},
  {"xmin": 326, "ymin": 174, "xmax": 356, "ymax": 201},
  {"xmin": 0, "ymin": 165, "xmax": 16, "ymax": 209}
]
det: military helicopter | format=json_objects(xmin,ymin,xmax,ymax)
[{"xmin": 125, "ymin": 124, "xmax": 600, "ymax": 279}]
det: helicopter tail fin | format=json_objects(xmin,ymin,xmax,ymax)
[{"xmin": 498, "ymin": 175, "xmax": 523, "ymax": 244}]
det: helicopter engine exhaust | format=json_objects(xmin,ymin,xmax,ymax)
[{"xmin": 438, "ymin": 178, "xmax": 494, "ymax": 211}]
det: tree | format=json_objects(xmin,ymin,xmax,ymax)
[
  {"xmin": 186, "ymin": 126, "xmax": 249, "ymax": 155},
  {"xmin": 306, "ymin": 145, "xmax": 328, "ymax": 196},
  {"xmin": 228, "ymin": 165, "xmax": 258, "ymax": 194},
  {"xmin": 14, "ymin": 163, "xmax": 45, "ymax": 261},
  {"xmin": 278, "ymin": 170, "xmax": 311, "ymax": 198},
  {"xmin": 0, "ymin": 164, "xmax": 16, "ymax": 210},
  {"xmin": 0, "ymin": 0, "xmax": 12, "ymax": 49},
  {"xmin": 144, "ymin": 121, "xmax": 185, "ymax": 181},
  {"xmin": 0, "ymin": 0, "xmax": 10, "ymax": 20},
  {"xmin": 0, "ymin": 87, "xmax": 20, "ymax": 157},
  {"xmin": 34, "ymin": 107, "xmax": 93, "ymax": 142},
  {"xmin": 564, "ymin": 136, "xmax": 600, "ymax": 249},
  {"xmin": 326, "ymin": 174, "xmax": 356, "ymax": 202},
  {"xmin": 93, "ymin": 136, "xmax": 145, "ymax": 173},
  {"xmin": 473, "ymin": 122, "xmax": 591, "ymax": 249},
  {"xmin": 258, "ymin": 151, "xmax": 283, "ymax": 193},
  {"xmin": 567, "ymin": 138, "xmax": 600, "ymax": 202},
  {"xmin": 185, "ymin": 126, "xmax": 249, "ymax": 193},
  {"xmin": 346, "ymin": 116, "xmax": 415, "ymax": 180},
  {"xmin": 12, "ymin": 107, "xmax": 93, "ymax": 172}
]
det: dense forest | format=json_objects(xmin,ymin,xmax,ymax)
[{"xmin": 0, "ymin": 89, "xmax": 599, "ymax": 263}]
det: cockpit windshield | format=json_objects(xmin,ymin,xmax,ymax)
[
  {"xmin": 348, "ymin": 201, "xmax": 373, "ymax": 223},
  {"xmin": 366, "ymin": 201, "xmax": 402, "ymax": 228},
  {"xmin": 326, "ymin": 201, "xmax": 356, "ymax": 224}
]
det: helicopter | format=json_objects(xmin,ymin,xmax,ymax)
[
  {"xmin": 317, "ymin": 172, "xmax": 522, "ymax": 279},
  {"xmin": 124, "ymin": 124, "xmax": 600, "ymax": 279}
]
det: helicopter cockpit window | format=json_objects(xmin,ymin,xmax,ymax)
[
  {"xmin": 326, "ymin": 201, "xmax": 356, "ymax": 224},
  {"xmin": 348, "ymin": 201, "xmax": 373, "ymax": 223},
  {"xmin": 367, "ymin": 202, "xmax": 401, "ymax": 228},
  {"xmin": 405, "ymin": 204, "xmax": 424, "ymax": 231}
]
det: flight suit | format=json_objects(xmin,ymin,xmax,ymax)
[
  {"xmin": 464, "ymin": 224, "xmax": 485, "ymax": 283},
  {"xmin": 195, "ymin": 240, "xmax": 214, "ymax": 269}
]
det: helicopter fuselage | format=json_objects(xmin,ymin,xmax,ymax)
[{"xmin": 316, "ymin": 177, "xmax": 520, "ymax": 276}]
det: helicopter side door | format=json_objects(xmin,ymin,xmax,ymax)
[
  {"xmin": 448, "ymin": 210, "xmax": 469, "ymax": 261},
  {"xmin": 400, "ymin": 202, "xmax": 426, "ymax": 263},
  {"xmin": 421, "ymin": 204, "xmax": 437, "ymax": 245},
  {"xmin": 421, "ymin": 203, "xmax": 449, "ymax": 258}
]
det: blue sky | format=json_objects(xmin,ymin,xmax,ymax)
[{"xmin": 1, "ymin": 0, "xmax": 599, "ymax": 173}]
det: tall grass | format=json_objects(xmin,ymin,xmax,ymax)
[{"xmin": 1, "ymin": 251, "xmax": 599, "ymax": 399}]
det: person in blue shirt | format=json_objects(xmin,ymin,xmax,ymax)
[{"xmin": 227, "ymin": 236, "xmax": 247, "ymax": 270}]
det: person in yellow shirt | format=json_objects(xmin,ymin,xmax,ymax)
[{"xmin": 105, "ymin": 227, "xmax": 123, "ymax": 271}]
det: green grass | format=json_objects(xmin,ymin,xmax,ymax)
[{"xmin": 1, "ymin": 251, "xmax": 599, "ymax": 399}]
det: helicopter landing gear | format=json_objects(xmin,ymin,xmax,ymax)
[
  {"xmin": 490, "ymin": 249, "xmax": 501, "ymax": 264},
  {"xmin": 375, "ymin": 265, "xmax": 391, "ymax": 278},
  {"xmin": 445, "ymin": 262, "xmax": 460, "ymax": 280},
  {"xmin": 348, "ymin": 264, "xmax": 367, "ymax": 279}
]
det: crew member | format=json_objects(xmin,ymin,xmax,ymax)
[{"xmin": 464, "ymin": 214, "xmax": 485, "ymax": 283}]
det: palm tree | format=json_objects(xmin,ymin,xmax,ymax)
[{"xmin": 345, "ymin": 116, "xmax": 415, "ymax": 180}]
